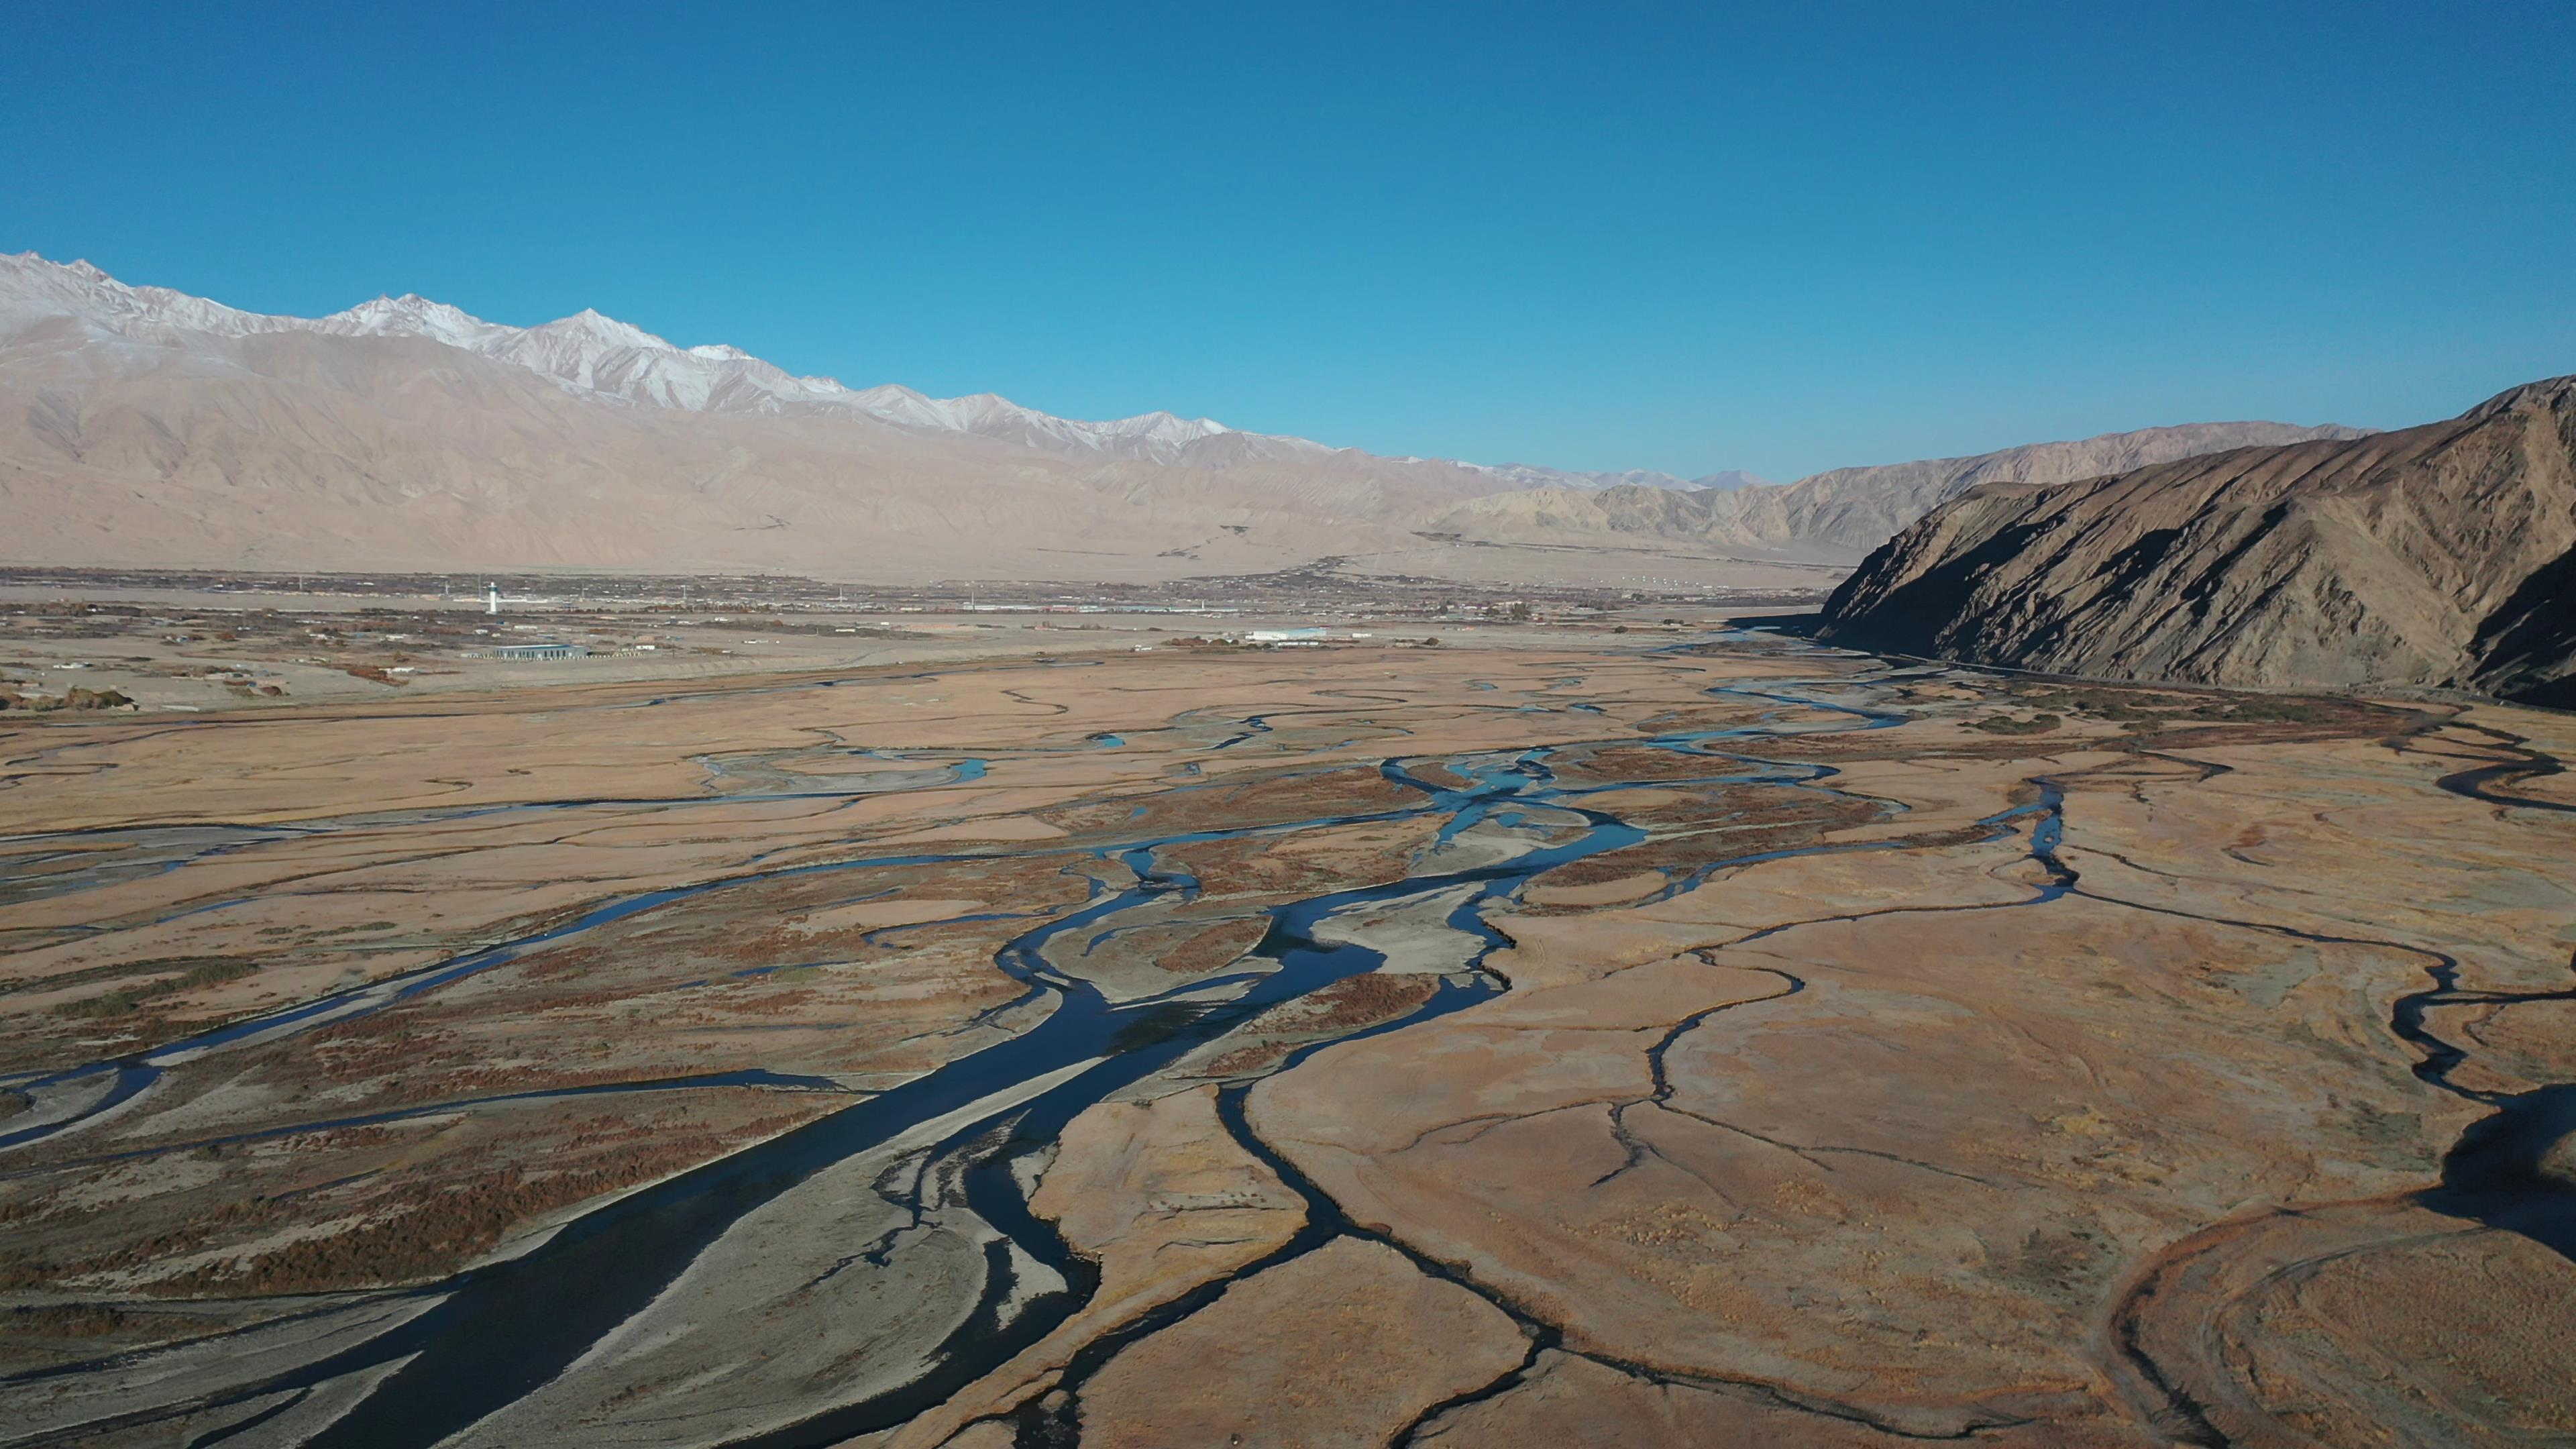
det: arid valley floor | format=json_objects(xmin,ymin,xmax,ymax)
[{"xmin": 1, "ymin": 600, "xmax": 2572, "ymax": 1448}]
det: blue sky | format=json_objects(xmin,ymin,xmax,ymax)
[{"xmin": 5, "ymin": 1, "xmax": 2570, "ymax": 480}]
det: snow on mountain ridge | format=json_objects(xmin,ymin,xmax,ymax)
[
  {"xmin": 0, "ymin": 252, "xmax": 282, "ymax": 343},
  {"xmin": 0, "ymin": 250, "xmax": 1734, "ymax": 481},
  {"xmin": 0, "ymin": 251, "xmax": 1261, "ymax": 458},
  {"xmin": 315, "ymin": 294, "xmax": 519, "ymax": 349}
]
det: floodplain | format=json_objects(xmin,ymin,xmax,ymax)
[{"xmin": 1, "ymin": 607, "xmax": 2570, "ymax": 1447}]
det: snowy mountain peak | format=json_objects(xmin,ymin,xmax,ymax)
[
  {"xmin": 537, "ymin": 308, "xmax": 668, "ymax": 350},
  {"xmin": 320, "ymin": 294, "xmax": 515, "ymax": 349},
  {"xmin": 0, "ymin": 251, "xmax": 1758, "ymax": 483},
  {"xmin": 1107, "ymin": 410, "xmax": 1231, "ymax": 443}
]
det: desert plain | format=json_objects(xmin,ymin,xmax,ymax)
[{"xmin": 0, "ymin": 594, "xmax": 2570, "ymax": 1448}]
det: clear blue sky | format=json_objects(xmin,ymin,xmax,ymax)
[{"xmin": 5, "ymin": 1, "xmax": 2570, "ymax": 480}]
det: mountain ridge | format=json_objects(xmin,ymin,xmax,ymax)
[
  {"xmin": 0, "ymin": 250, "xmax": 2391, "ymax": 584},
  {"xmin": 1817, "ymin": 374, "xmax": 2576, "ymax": 705},
  {"xmin": 1, "ymin": 250, "xmax": 2368, "ymax": 512},
  {"xmin": 0, "ymin": 252, "xmax": 1706, "ymax": 487},
  {"xmin": 1430, "ymin": 417, "xmax": 2377, "ymax": 556}
]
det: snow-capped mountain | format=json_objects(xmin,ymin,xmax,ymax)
[
  {"xmin": 0, "ymin": 251, "xmax": 2365, "ymax": 583},
  {"xmin": 0, "ymin": 252, "xmax": 1468, "ymax": 472},
  {"xmin": 0, "ymin": 252, "xmax": 1761, "ymax": 482}
]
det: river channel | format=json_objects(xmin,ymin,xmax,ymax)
[{"xmin": 4, "ymin": 644, "xmax": 2569, "ymax": 1448}]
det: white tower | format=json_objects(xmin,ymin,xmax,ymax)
[{"xmin": 487, "ymin": 583, "xmax": 500, "ymax": 616}]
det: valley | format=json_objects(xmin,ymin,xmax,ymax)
[
  {"xmin": 1, "ymin": 611, "xmax": 2569, "ymax": 1446},
  {"xmin": 9, "ymin": 11, "xmax": 2571, "ymax": 1445}
]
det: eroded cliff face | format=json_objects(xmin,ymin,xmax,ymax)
[{"xmin": 1819, "ymin": 376, "xmax": 2576, "ymax": 706}]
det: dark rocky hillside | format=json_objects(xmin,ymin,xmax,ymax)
[{"xmin": 1819, "ymin": 376, "xmax": 2576, "ymax": 707}]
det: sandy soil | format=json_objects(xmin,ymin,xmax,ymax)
[{"xmin": 1, "ymin": 621, "xmax": 2568, "ymax": 1447}]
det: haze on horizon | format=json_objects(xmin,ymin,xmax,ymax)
[{"xmin": 3, "ymin": 0, "xmax": 2570, "ymax": 481}]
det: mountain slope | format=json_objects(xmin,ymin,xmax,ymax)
[
  {"xmin": 0, "ymin": 251, "xmax": 2390, "ymax": 583},
  {"xmin": 0, "ymin": 254, "xmax": 1375, "ymax": 472},
  {"xmin": 1766, "ymin": 422, "xmax": 2379, "ymax": 550},
  {"xmin": 1435, "ymin": 419, "xmax": 2375, "ymax": 560},
  {"xmin": 0, "ymin": 333, "xmax": 1505, "ymax": 581},
  {"xmin": 1817, "ymin": 376, "xmax": 2576, "ymax": 706},
  {"xmin": 0, "ymin": 253, "xmax": 1585, "ymax": 579},
  {"xmin": 1463, "ymin": 464, "xmax": 1771, "ymax": 492},
  {"xmin": 0, "ymin": 252, "xmax": 1736, "ymax": 488}
]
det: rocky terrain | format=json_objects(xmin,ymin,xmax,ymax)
[
  {"xmin": 1431, "ymin": 417, "xmax": 2373, "ymax": 555},
  {"xmin": 1821, "ymin": 374, "xmax": 2576, "ymax": 706},
  {"xmin": 1, "ymin": 253, "xmax": 2355, "ymax": 586}
]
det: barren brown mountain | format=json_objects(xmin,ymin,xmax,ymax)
[
  {"xmin": 0, "ymin": 254, "xmax": 2361, "ymax": 585},
  {"xmin": 1431, "ymin": 418, "xmax": 2371, "ymax": 555},
  {"xmin": 1819, "ymin": 374, "xmax": 2576, "ymax": 706},
  {"xmin": 0, "ymin": 327, "xmax": 1498, "ymax": 584}
]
